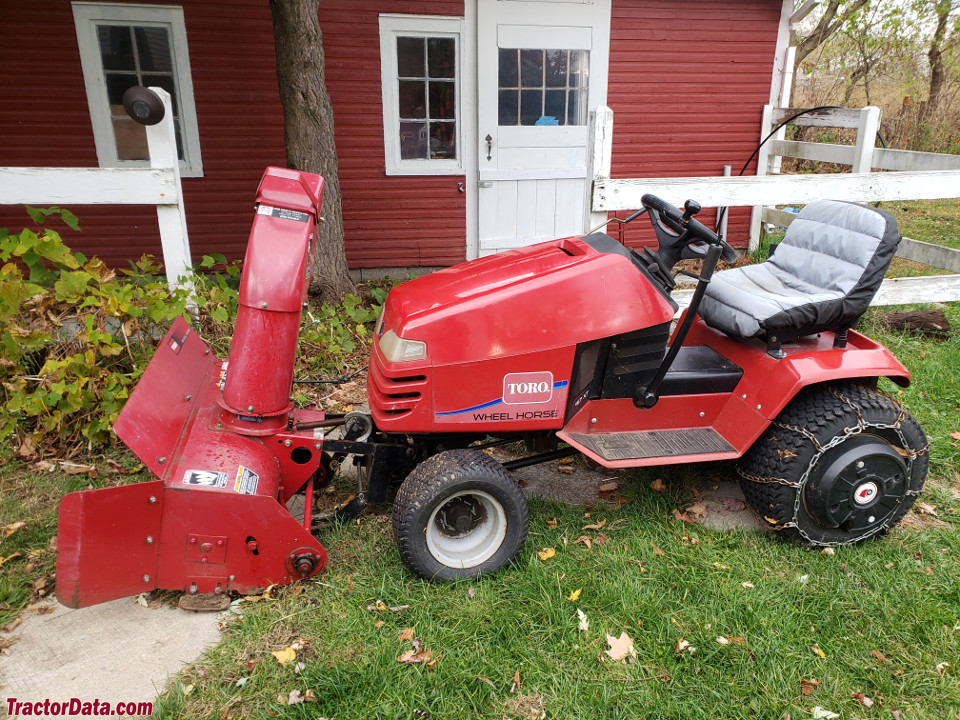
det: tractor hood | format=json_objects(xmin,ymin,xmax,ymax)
[{"xmin": 378, "ymin": 234, "xmax": 677, "ymax": 366}]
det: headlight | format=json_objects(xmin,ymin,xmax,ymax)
[{"xmin": 379, "ymin": 329, "xmax": 427, "ymax": 362}]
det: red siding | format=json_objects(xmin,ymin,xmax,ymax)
[
  {"xmin": 607, "ymin": 0, "xmax": 781, "ymax": 248},
  {"xmin": 319, "ymin": 0, "xmax": 466, "ymax": 268},
  {"xmin": 0, "ymin": 0, "xmax": 287, "ymax": 268}
]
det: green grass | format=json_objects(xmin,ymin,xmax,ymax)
[{"xmin": 887, "ymin": 199, "xmax": 960, "ymax": 251}]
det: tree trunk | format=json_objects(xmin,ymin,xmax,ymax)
[
  {"xmin": 270, "ymin": 0, "xmax": 355, "ymax": 302},
  {"xmin": 921, "ymin": 0, "xmax": 953, "ymax": 125},
  {"xmin": 792, "ymin": 0, "xmax": 869, "ymax": 67}
]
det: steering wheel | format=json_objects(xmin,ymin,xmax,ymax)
[{"xmin": 640, "ymin": 193, "xmax": 738, "ymax": 265}]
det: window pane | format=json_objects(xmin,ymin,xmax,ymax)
[
  {"xmin": 430, "ymin": 122, "xmax": 455, "ymax": 159},
  {"xmin": 543, "ymin": 89, "xmax": 566, "ymax": 124},
  {"xmin": 498, "ymin": 89, "xmax": 518, "ymax": 125},
  {"xmin": 520, "ymin": 89, "xmax": 542, "ymax": 125},
  {"xmin": 397, "ymin": 36, "xmax": 424, "ymax": 77},
  {"xmin": 97, "ymin": 25, "xmax": 135, "ymax": 71},
  {"xmin": 134, "ymin": 27, "xmax": 172, "ymax": 72},
  {"xmin": 113, "ymin": 117, "xmax": 148, "ymax": 160},
  {"xmin": 568, "ymin": 89, "xmax": 586, "ymax": 126},
  {"xmin": 142, "ymin": 74, "xmax": 178, "ymax": 114},
  {"xmin": 398, "ymin": 80, "xmax": 426, "ymax": 119},
  {"xmin": 429, "ymin": 80, "xmax": 455, "ymax": 120},
  {"xmin": 105, "ymin": 73, "xmax": 140, "ymax": 105},
  {"xmin": 544, "ymin": 50, "xmax": 567, "ymax": 88},
  {"xmin": 498, "ymin": 48, "xmax": 518, "ymax": 88},
  {"xmin": 399, "ymin": 121, "xmax": 428, "ymax": 159},
  {"xmin": 520, "ymin": 49, "xmax": 542, "ymax": 87},
  {"xmin": 427, "ymin": 37, "xmax": 455, "ymax": 79}
]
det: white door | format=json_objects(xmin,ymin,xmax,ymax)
[{"xmin": 477, "ymin": 0, "xmax": 611, "ymax": 255}]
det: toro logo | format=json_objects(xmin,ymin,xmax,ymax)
[{"xmin": 503, "ymin": 372, "xmax": 553, "ymax": 405}]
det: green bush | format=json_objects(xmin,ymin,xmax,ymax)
[{"xmin": 0, "ymin": 208, "xmax": 387, "ymax": 458}]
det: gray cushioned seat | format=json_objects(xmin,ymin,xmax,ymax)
[{"xmin": 699, "ymin": 200, "xmax": 900, "ymax": 343}]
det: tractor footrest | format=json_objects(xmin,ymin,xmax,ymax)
[{"xmin": 567, "ymin": 428, "xmax": 733, "ymax": 462}]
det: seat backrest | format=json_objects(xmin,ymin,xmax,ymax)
[{"xmin": 770, "ymin": 200, "xmax": 900, "ymax": 298}]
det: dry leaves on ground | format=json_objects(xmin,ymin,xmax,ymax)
[
  {"xmin": 650, "ymin": 478, "xmax": 668, "ymax": 492},
  {"xmin": 801, "ymin": 679, "xmax": 820, "ymax": 696},
  {"xmin": 537, "ymin": 548, "xmax": 556, "ymax": 561}
]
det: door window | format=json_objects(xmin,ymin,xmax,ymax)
[{"xmin": 497, "ymin": 48, "xmax": 589, "ymax": 127}]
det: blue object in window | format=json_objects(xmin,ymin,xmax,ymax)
[{"xmin": 535, "ymin": 115, "xmax": 559, "ymax": 126}]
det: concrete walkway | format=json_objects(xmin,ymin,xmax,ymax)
[{"xmin": 0, "ymin": 595, "xmax": 221, "ymax": 717}]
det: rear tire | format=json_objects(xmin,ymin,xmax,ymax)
[
  {"xmin": 738, "ymin": 382, "xmax": 928, "ymax": 547},
  {"xmin": 392, "ymin": 449, "xmax": 529, "ymax": 581}
]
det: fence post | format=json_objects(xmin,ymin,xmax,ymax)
[
  {"xmin": 585, "ymin": 106, "xmax": 614, "ymax": 233},
  {"xmin": 144, "ymin": 87, "xmax": 193, "ymax": 291},
  {"xmin": 749, "ymin": 104, "xmax": 774, "ymax": 251},
  {"xmin": 853, "ymin": 106, "xmax": 881, "ymax": 174}
]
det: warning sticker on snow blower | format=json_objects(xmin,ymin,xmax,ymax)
[
  {"xmin": 234, "ymin": 466, "xmax": 260, "ymax": 495},
  {"xmin": 182, "ymin": 469, "xmax": 229, "ymax": 488},
  {"xmin": 256, "ymin": 204, "xmax": 310, "ymax": 223}
]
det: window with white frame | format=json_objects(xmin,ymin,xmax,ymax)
[
  {"xmin": 379, "ymin": 15, "xmax": 462, "ymax": 176},
  {"xmin": 72, "ymin": 2, "xmax": 203, "ymax": 176}
]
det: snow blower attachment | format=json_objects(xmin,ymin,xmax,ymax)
[{"xmin": 56, "ymin": 167, "xmax": 329, "ymax": 609}]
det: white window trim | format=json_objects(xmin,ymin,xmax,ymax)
[
  {"xmin": 72, "ymin": 2, "xmax": 204, "ymax": 177},
  {"xmin": 379, "ymin": 14, "xmax": 463, "ymax": 176}
]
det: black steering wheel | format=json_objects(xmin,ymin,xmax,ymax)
[{"xmin": 640, "ymin": 193, "xmax": 738, "ymax": 266}]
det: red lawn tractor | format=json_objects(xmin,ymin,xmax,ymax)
[{"xmin": 56, "ymin": 166, "xmax": 928, "ymax": 608}]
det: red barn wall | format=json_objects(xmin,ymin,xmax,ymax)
[
  {"xmin": 0, "ymin": 0, "xmax": 287, "ymax": 268},
  {"xmin": 607, "ymin": 0, "xmax": 781, "ymax": 248},
  {"xmin": 319, "ymin": 0, "xmax": 466, "ymax": 269}
]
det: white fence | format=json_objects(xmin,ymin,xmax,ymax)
[
  {"xmin": 0, "ymin": 89, "xmax": 192, "ymax": 289},
  {"xmin": 588, "ymin": 105, "xmax": 960, "ymax": 308}
]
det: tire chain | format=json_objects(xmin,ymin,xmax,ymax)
[{"xmin": 742, "ymin": 385, "xmax": 927, "ymax": 547}]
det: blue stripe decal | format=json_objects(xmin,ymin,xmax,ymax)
[{"xmin": 436, "ymin": 380, "xmax": 568, "ymax": 417}]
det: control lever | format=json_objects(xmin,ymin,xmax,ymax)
[{"xmin": 680, "ymin": 199, "xmax": 702, "ymax": 226}]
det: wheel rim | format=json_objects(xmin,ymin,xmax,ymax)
[
  {"xmin": 425, "ymin": 490, "xmax": 508, "ymax": 569},
  {"xmin": 804, "ymin": 434, "xmax": 909, "ymax": 533}
]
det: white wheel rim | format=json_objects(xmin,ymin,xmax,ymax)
[{"xmin": 425, "ymin": 490, "xmax": 508, "ymax": 569}]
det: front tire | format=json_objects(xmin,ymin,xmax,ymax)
[
  {"xmin": 738, "ymin": 382, "xmax": 928, "ymax": 547},
  {"xmin": 392, "ymin": 449, "xmax": 529, "ymax": 581}
]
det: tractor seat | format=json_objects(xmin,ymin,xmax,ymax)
[{"xmin": 698, "ymin": 200, "xmax": 900, "ymax": 349}]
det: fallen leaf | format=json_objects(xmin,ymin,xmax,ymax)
[
  {"xmin": 741, "ymin": 581, "xmax": 755, "ymax": 589},
  {"xmin": 727, "ymin": 637, "xmax": 748, "ymax": 646},
  {"xmin": 399, "ymin": 627, "xmax": 415, "ymax": 642},
  {"xmin": 885, "ymin": 562, "xmax": 895, "ymax": 569},
  {"xmin": 397, "ymin": 648, "xmax": 433, "ymax": 665},
  {"xmin": 374, "ymin": 620, "xmax": 385, "ymax": 628},
  {"xmin": 294, "ymin": 662, "xmax": 306, "ymax": 673},
  {"xmin": 557, "ymin": 464, "xmax": 575, "ymax": 475},
  {"xmin": 716, "ymin": 636, "xmax": 730, "ymax": 645},
  {"xmin": 32, "ymin": 460, "xmax": 57, "ymax": 473},
  {"xmin": 650, "ymin": 478, "xmax": 668, "ymax": 493},
  {"xmin": 545, "ymin": 518, "xmax": 558, "ymax": 528},
  {"xmin": 582, "ymin": 520, "xmax": 606, "ymax": 531},
  {"xmin": 680, "ymin": 535, "xmax": 699, "ymax": 545},
  {"xmin": 801, "ymin": 679, "xmax": 820, "ymax": 696},
  {"xmin": 936, "ymin": 661, "xmax": 950, "ymax": 675},
  {"xmin": 477, "ymin": 675, "xmax": 495, "ymax": 688},
  {"xmin": 182, "ymin": 684, "xmax": 195, "ymax": 696},
  {"xmin": 2, "ymin": 617, "xmax": 22, "ymax": 633},
  {"xmin": 287, "ymin": 690, "xmax": 306, "ymax": 705},
  {"xmin": 272, "ymin": 647, "xmax": 297, "ymax": 665},
  {"xmin": 235, "ymin": 677, "xmax": 249, "ymax": 688},
  {"xmin": 950, "ymin": 431, "xmax": 960, "ymax": 441},
  {"xmin": 25, "ymin": 604, "xmax": 55, "ymax": 615},
  {"xmin": 686, "ymin": 502, "xmax": 708, "ymax": 520},
  {"xmin": 712, "ymin": 562, "xmax": 730, "ymax": 570},
  {"xmin": 851, "ymin": 693, "xmax": 874, "ymax": 708},
  {"xmin": 673, "ymin": 509, "xmax": 698, "ymax": 524},
  {"xmin": 511, "ymin": 668, "xmax": 522, "ymax": 693},
  {"xmin": 811, "ymin": 708, "xmax": 839, "ymax": 720},
  {"xmin": 367, "ymin": 600, "xmax": 388, "ymax": 612},
  {"xmin": 916, "ymin": 502, "xmax": 939, "ymax": 517},
  {"xmin": 674, "ymin": 638, "xmax": 696, "ymax": 656},
  {"xmin": 598, "ymin": 481, "xmax": 619, "ymax": 493},
  {"xmin": 574, "ymin": 535, "xmax": 593, "ymax": 550},
  {"xmin": 537, "ymin": 548, "xmax": 556, "ymax": 561},
  {"xmin": 17, "ymin": 436, "xmax": 36, "ymax": 459},
  {"xmin": 871, "ymin": 649, "xmax": 887, "ymax": 664},
  {"xmin": 388, "ymin": 604, "xmax": 411, "ymax": 612},
  {"xmin": 0, "ymin": 552, "xmax": 22, "ymax": 569},
  {"xmin": 577, "ymin": 609, "xmax": 589, "ymax": 632},
  {"xmin": 467, "ymin": 587, "xmax": 475, "ymax": 599},
  {"xmin": 60, "ymin": 461, "xmax": 96, "ymax": 476},
  {"xmin": 3, "ymin": 521, "xmax": 26, "ymax": 538},
  {"xmin": 426, "ymin": 655, "xmax": 440, "ymax": 670},
  {"xmin": 891, "ymin": 708, "xmax": 902, "ymax": 720},
  {"xmin": 594, "ymin": 533, "xmax": 609, "ymax": 546},
  {"xmin": 567, "ymin": 588, "xmax": 582, "ymax": 602},
  {"xmin": 606, "ymin": 632, "xmax": 637, "ymax": 662},
  {"xmin": 811, "ymin": 645, "xmax": 826, "ymax": 659},
  {"xmin": 136, "ymin": 594, "xmax": 148, "ymax": 607},
  {"xmin": 720, "ymin": 497, "xmax": 747, "ymax": 512},
  {"xmin": 651, "ymin": 543, "xmax": 665, "ymax": 556},
  {"xmin": 821, "ymin": 547, "xmax": 836, "ymax": 556}
]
